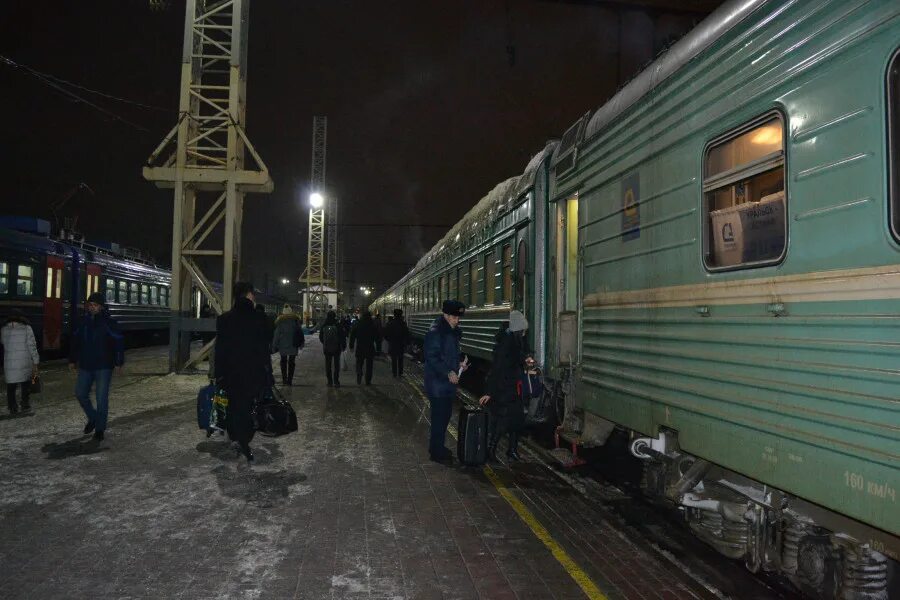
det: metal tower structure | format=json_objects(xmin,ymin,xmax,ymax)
[
  {"xmin": 144, "ymin": 0, "xmax": 272, "ymax": 372},
  {"xmin": 326, "ymin": 195, "xmax": 339, "ymax": 295},
  {"xmin": 299, "ymin": 116, "xmax": 330, "ymax": 323}
]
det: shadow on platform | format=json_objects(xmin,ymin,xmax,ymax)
[{"xmin": 41, "ymin": 436, "xmax": 109, "ymax": 460}]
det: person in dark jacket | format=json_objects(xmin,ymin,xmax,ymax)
[
  {"xmin": 319, "ymin": 311, "xmax": 346, "ymax": 387},
  {"xmin": 272, "ymin": 305, "xmax": 304, "ymax": 386},
  {"xmin": 479, "ymin": 310, "xmax": 528, "ymax": 462},
  {"xmin": 214, "ymin": 282, "xmax": 269, "ymax": 462},
  {"xmin": 349, "ymin": 311, "xmax": 379, "ymax": 385},
  {"xmin": 68, "ymin": 292, "xmax": 125, "ymax": 441},
  {"xmin": 372, "ymin": 314, "xmax": 384, "ymax": 355},
  {"xmin": 384, "ymin": 308, "xmax": 411, "ymax": 378},
  {"xmin": 424, "ymin": 300, "xmax": 468, "ymax": 463}
]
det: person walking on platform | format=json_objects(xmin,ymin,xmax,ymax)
[
  {"xmin": 319, "ymin": 311, "xmax": 345, "ymax": 387},
  {"xmin": 479, "ymin": 310, "xmax": 528, "ymax": 462},
  {"xmin": 2, "ymin": 309, "xmax": 39, "ymax": 415},
  {"xmin": 349, "ymin": 311, "xmax": 378, "ymax": 385},
  {"xmin": 214, "ymin": 282, "xmax": 269, "ymax": 463},
  {"xmin": 69, "ymin": 293, "xmax": 124, "ymax": 441},
  {"xmin": 384, "ymin": 308, "xmax": 411, "ymax": 378},
  {"xmin": 272, "ymin": 305, "xmax": 304, "ymax": 386},
  {"xmin": 424, "ymin": 300, "xmax": 468, "ymax": 463},
  {"xmin": 373, "ymin": 314, "xmax": 384, "ymax": 356}
]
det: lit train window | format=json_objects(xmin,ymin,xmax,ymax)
[
  {"xmin": 151, "ymin": 286, "xmax": 159, "ymax": 305},
  {"xmin": 130, "ymin": 282, "xmax": 139, "ymax": 304},
  {"xmin": 703, "ymin": 112, "xmax": 786, "ymax": 269},
  {"xmin": 118, "ymin": 281, "xmax": 128, "ymax": 304},
  {"xmin": 17, "ymin": 265, "xmax": 34, "ymax": 296},
  {"xmin": 890, "ymin": 49, "xmax": 900, "ymax": 240},
  {"xmin": 0, "ymin": 263, "xmax": 8, "ymax": 295},
  {"xmin": 46, "ymin": 268, "xmax": 53, "ymax": 299},
  {"xmin": 105, "ymin": 279, "xmax": 116, "ymax": 304},
  {"xmin": 502, "ymin": 245, "xmax": 512, "ymax": 302}
]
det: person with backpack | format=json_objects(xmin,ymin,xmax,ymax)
[
  {"xmin": 319, "ymin": 311, "xmax": 346, "ymax": 387},
  {"xmin": 69, "ymin": 292, "xmax": 125, "ymax": 442},
  {"xmin": 383, "ymin": 308, "xmax": 411, "ymax": 378},
  {"xmin": 349, "ymin": 310, "xmax": 379, "ymax": 385},
  {"xmin": 2, "ymin": 309, "xmax": 39, "ymax": 415},
  {"xmin": 272, "ymin": 305, "xmax": 304, "ymax": 386},
  {"xmin": 479, "ymin": 310, "xmax": 528, "ymax": 462}
]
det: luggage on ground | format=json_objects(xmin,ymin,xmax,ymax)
[
  {"xmin": 457, "ymin": 405, "xmax": 489, "ymax": 466},
  {"xmin": 255, "ymin": 386, "xmax": 298, "ymax": 436}
]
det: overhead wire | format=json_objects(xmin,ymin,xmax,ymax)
[{"xmin": 0, "ymin": 54, "xmax": 160, "ymax": 132}]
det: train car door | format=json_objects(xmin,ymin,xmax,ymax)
[
  {"xmin": 43, "ymin": 256, "xmax": 65, "ymax": 350},
  {"xmin": 555, "ymin": 195, "xmax": 579, "ymax": 365},
  {"xmin": 85, "ymin": 264, "xmax": 101, "ymax": 301}
]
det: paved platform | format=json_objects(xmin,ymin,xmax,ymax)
[{"xmin": 0, "ymin": 339, "xmax": 740, "ymax": 600}]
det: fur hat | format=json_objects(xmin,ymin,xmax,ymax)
[
  {"xmin": 282, "ymin": 304, "xmax": 294, "ymax": 315},
  {"xmin": 508, "ymin": 310, "xmax": 528, "ymax": 332},
  {"xmin": 442, "ymin": 300, "xmax": 465, "ymax": 317}
]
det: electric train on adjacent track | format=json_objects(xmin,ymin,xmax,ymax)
[{"xmin": 371, "ymin": 1, "xmax": 900, "ymax": 597}]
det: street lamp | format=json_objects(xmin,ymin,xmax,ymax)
[
  {"xmin": 280, "ymin": 278, "xmax": 290, "ymax": 285},
  {"xmin": 309, "ymin": 192, "xmax": 324, "ymax": 208}
]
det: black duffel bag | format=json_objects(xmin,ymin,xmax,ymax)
[{"xmin": 255, "ymin": 387, "xmax": 298, "ymax": 436}]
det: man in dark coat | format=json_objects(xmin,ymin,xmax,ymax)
[
  {"xmin": 383, "ymin": 308, "xmax": 411, "ymax": 378},
  {"xmin": 479, "ymin": 310, "xmax": 528, "ymax": 462},
  {"xmin": 69, "ymin": 292, "xmax": 125, "ymax": 442},
  {"xmin": 349, "ymin": 310, "xmax": 378, "ymax": 385},
  {"xmin": 214, "ymin": 282, "xmax": 269, "ymax": 462},
  {"xmin": 423, "ymin": 299, "xmax": 468, "ymax": 463},
  {"xmin": 319, "ymin": 310, "xmax": 346, "ymax": 387}
]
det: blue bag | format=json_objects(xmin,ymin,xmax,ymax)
[{"xmin": 197, "ymin": 384, "xmax": 216, "ymax": 431}]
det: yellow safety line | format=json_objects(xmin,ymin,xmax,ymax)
[{"xmin": 408, "ymin": 381, "xmax": 607, "ymax": 600}]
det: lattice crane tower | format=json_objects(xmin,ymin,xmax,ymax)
[
  {"xmin": 300, "ymin": 116, "xmax": 330, "ymax": 322},
  {"xmin": 144, "ymin": 0, "xmax": 272, "ymax": 372}
]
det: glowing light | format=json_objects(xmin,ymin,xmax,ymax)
[
  {"xmin": 309, "ymin": 192, "xmax": 324, "ymax": 208},
  {"xmin": 280, "ymin": 278, "xmax": 290, "ymax": 285},
  {"xmin": 750, "ymin": 125, "xmax": 782, "ymax": 146}
]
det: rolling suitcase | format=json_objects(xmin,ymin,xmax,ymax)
[{"xmin": 457, "ymin": 405, "xmax": 489, "ymax": 466}]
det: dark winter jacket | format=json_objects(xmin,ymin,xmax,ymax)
[
  {"xmin": 214, "ymin": 298, "xmax": 270, "ymax": 397},
  {"xmin": 349, "ymin": 315, "xmax": 379, "ymax": 357},
  {"xmin": 272, "ymin": 314, "xmax": 304, "ymax": 356},
  {"xmin": 485, "ymin": 329, "xmax": 526, "ymax": 406},
  {"xmin": 383, "ymin": 318, "xmax": 410, "ymax": 356},
  {"xmin": 423, "ymin": 316, "xmax": 462, "ymax": 398},
  {"xmin": 518, "ymin": 370, "xmax": 544, "ymax": 401},
  {"xmin": 69, "ymin": 310, "xmax": 125, "ymax": 371},
  {"xmin": 319, "ymin": 319, "xmax": 346, "ymax": 354}
]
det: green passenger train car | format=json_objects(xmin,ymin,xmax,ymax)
[{"xmin": 372, "ymin": 1, "xmax": 899, "ymax": 597}]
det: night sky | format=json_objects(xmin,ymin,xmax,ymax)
[{"xmin": 1, "ymin": 1, "xmax": 716, "ymax": 305}]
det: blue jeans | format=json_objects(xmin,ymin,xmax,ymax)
[
  {"xmin": 76, "ymin": 369, "xmax": 112, "ymax": 432},
  {"xmin": 429, "ymin": 395, "xmax": 454, "ymax": 458}
]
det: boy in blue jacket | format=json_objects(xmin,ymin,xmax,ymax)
[{"xmin": 69, "ymin": 292, "xmax": 124, "ymax": 441}]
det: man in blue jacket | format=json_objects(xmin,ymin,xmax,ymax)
[
  {"xmin": 69, "ymin": 292, "xmax": 125, "ymax": 441},
  {"xmin": 423, "ymin": 299, "xmax": 468, "ymax": 463}
]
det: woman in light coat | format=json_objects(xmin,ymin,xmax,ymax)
[
  {"xmin": 271, "ymin": 305, "xmax": 304, "ymax": 386},
  {"xmin": 2, "ymin": 309, "xmax": 39, "ymax": 414}
]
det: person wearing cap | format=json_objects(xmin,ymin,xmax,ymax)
[
  {"xmin": 423, "ymin": 299, "xmax": 469, "ymax": 463},
  {"xmin": 1, "ymin": 309, "xmax": 39, "ymax": 415},
  {"xmin": 69, "ymin": 292, "xmax": 125, "ymax": 441},
  {"xmin": 214, "ymin": 282, "xmax": 269, "ymax": 463},
  {"xmin": 383, "ymin": 308, "xmax": 411, "ymax": 378},
  {"xmin": 479, "ymin": 310, "xmax": 529, "ymax": 462}
]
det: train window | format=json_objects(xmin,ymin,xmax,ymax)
[
  {"xmin": 0, "ymin": 263, "xmax": 8, "ymax": 295},
  {"xmin": 17, "ymin": 265, "xmax": 34, "ymax": 296},
  {"xmin": 85, "ymin": 274, "xmax": 100, "ymax": 300},
  {"xmin": 449, "ymin": 269, "xmax": 458, "ymax": 300},
  {"xmin": 161, "ymin": 287, "xmax": 168, "ymax": 307},
  {"xmin": 459, "ymin": 267, "xmax": 468, "ymax": 306},
  {"xmin": 118, "ymin": 280, "xmax": 128, "ymax": 304},
  {"xmin": 130, "ymin": 282, "xmax": 139, "ymax": 304},
  {"xmin": 470, "ymin": 260, "xmax": 479, "ymax": 306},
  {"xmin": 105, "ymin": 279, "xmax": 116, "ymax": 304},
  {"xmin": 484, "ymin": 253, "xmax": 495, "ymax": 305},
  {"xmin": 140, "ymin": 284, "xmax": 149, "ymax": 304},
  {"xmin": 890, "ymin": 49, "xmax": 900, "ymax": 239},
  {"xmin": 151, "ymin": 286, "xmax": 159, "ymax": 305},
  {"xmin": 46, "ymin": 268, "xmax": 53, "ymax": 299},
  {"xmin": 55, "ymin": 269, "xmax": 61, "ymax": 298},
  {"xmin": 516, "ymin": 239, "xmax": 527, "ymax": 307},
  {"xmin": 439, "ymin": 275, "xmax": 446, "ymax": 301},
  {"xmin": 703, "ymin": 113, "xmax": 786, "ymax": 269},
  {"xmin": 501, "ymin": 245, "xmax": 512, "ymax": 302}
]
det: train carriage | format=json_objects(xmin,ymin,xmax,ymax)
[{"xmin": 373, "ymin": 1, "xmax": 900, "ymax": 597}]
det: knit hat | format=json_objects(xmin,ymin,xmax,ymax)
[
  {"xmin": 87, "ymin": 292, "xmax": 106, "ymax": 307},
  {"xmin": 442, "ymin": 299, "xmax": 465, "ymax": 317},
  {"xmin": 282, "ymin": 304, "xmax": 294, "ymax": 315},
  {"xmin": 508, "ymin": 310, "xmax": 528, "ymax": 332},
  {"xmin": 393, "ymin": 308, "xmax": 403, "ymax": 317}
]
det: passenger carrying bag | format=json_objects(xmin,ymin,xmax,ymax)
[
  {"xmin": 197, "ymin": 384, "xmax": 228, "ymax": 436},
  {"xmin": 255, "ymin": 387, "xmax": 298, "ymax": 437},
  {"xmin": 457, "ymin": 406, "xmax": 489, "ymax": 466}
]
